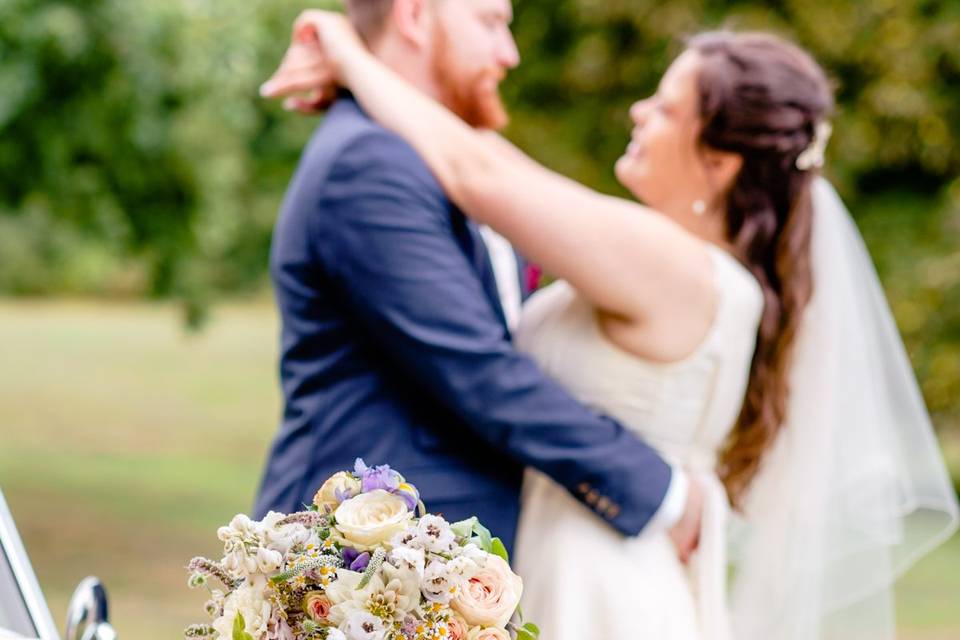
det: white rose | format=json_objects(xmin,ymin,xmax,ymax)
[
  {"xmin": 315, "ymin": 472, "xmax": 362, "ymax": 511},
  {"xmin": 451, "ymin": 555, "xmax": 522, "ymax": 628},
  {"xmin": 334, "ymin": 491, "xmax": 413, "ymax": 549}
]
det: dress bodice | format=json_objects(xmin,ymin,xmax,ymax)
[{"xmin": 515, "ymin": 246, "xmax": 764, "ymax": 473}]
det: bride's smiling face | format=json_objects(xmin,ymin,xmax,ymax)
[{"xmin": 615, "ymin": 50, "xmax": 726, "ymax": 220}]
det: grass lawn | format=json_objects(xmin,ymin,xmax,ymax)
[{"xmin": 1, "ymin": 299, "xmax": 957, "ymax": 639}]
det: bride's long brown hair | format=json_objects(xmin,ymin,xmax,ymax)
[{"xmin": 688, "ymin": 32, "xmax": 834, "ymax": 508}]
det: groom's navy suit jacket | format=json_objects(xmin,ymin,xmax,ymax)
[{"xmin": 254, "ymin": 97, "xmax": 672, "ymax": 555}]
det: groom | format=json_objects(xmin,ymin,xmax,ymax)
[{"xmin": 255, "ymin": 0, "xmax": 701, "ymax": 559}]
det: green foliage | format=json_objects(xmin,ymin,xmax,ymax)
[
  {"xmin": 0, "ymin": 0, "xmax": 332, "ymax": 306},
  {"xmin": 0, "ymin": 0, "xmax": 957, "ymax": 431},
  {"xmin": 233, "ymin": 613, "xmax": 255, "ymax": 640},
  {"xmin": 490, "ymin": 536, "xmax": 510, "ymax": 563},
  {"xmin": 516, "ymin": 621, "xmax": 541, "ymax": 640}
]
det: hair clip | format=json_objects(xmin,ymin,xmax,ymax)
[{"xmin": 796, "ymin": 121, "xmax": 833, "ymax": 171}]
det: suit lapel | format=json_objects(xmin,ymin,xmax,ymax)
[
  {"xmin": 456, "ymin": 212, "xmax": 510, "ymax": 333},
  {"xmin": 514, "ymin": 249, "xmax": 530, "ymax": 302}
]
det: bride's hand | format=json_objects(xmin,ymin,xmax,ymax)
[
  {"xmin": 259, "ymin": 11, "xmax": 364, "ymax": 113},
  {"xmin": 668, "ymin": 474, "xmax": 703, "ymax": 564}
]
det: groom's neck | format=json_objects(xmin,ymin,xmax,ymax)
[{"xmin": 368, "ymin": 34, "xmax": 445, "ymax": 105}]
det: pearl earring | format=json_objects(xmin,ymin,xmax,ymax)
[{"xmin": 692, "ymin": 200, "xmax": 707, "ymax": 217}]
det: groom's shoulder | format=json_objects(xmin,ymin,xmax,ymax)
[{"xmin": 303, "ymin": 97, "xmax": 439, "ymax": 190}]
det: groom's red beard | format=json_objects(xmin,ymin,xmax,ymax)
[{"xmin": 431, "ymin": 26, "xmax": 509, "ymax": 130}]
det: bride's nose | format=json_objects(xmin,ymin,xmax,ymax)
[{"xmin": 629, "ymin": 99, "xmax": 650, "ymax": 126}]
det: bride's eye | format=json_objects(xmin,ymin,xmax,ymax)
[{"xmin": 480, "ymin": 14, "xmax": 501, "ymax": 30}]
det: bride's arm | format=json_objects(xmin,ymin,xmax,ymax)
[{"xmin": 272, "ymin": 12, "xmax": 713, "ymax": 325}]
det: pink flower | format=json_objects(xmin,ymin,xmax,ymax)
[
  {"xmin": 451, "ymin": 555, "xmax": 522, "ymax": 628},
  {"xmin": 447, "ymin": 613, "xmax": 469, "ymax": 640},
  {"xmin": 524, "ymin": 264, "xmax": 543, "ymax": 293},
  {"xmin": 302, "ymin": 591, "xmax": 332, "ymax": 621}
]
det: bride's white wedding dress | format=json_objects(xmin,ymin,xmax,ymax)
[
  {"xmin": 513, "ymin": 245, "xmax": 763, "ymax": 640},
  {"xmin": 509, "ymin": 180, "xmax": 960, "ymax": 640}
]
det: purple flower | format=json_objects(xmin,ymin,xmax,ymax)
[
  {"xmin": 334, "ymin": 487, "xmax": 358, "ymax": 503},
  {"xmin": 396, "ymin": 484, "xmax": 420, "ymax": 511},
  {"xmin": 342, "ymin": 548, "xmax": 371, "ymax": 573},
  {"xmin": 354, "ymin": 458, "xmax": 401, "ymax": 493},
  {"xmin": 342, "ymin": 547, "xmax": 360, "ymax": 566}
]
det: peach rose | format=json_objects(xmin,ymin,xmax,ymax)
[
  {"xmin": 447, "ymin": 613, "xmax": 470, "ymax": 640},
  {"xmin": 301, "ymin": 591, "xmax": 331, "ymax": 621},
  {"xmin": 451, "ymin": 555, "xmax": 522, "ymax": 628},
  {"xmin": 466, "ymin": 626, "xmax": 510, "ymax": 640},
  {"xmin": 313, "ymin": 472, "xmax": 361, "ymax": 511}
]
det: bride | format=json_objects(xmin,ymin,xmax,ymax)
[{"xmin": 262, "ymin": 12, "xmax": 959, "ymax": 640}]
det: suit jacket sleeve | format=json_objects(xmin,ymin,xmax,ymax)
[{"xmin": 310, "ymin": 130, "xmax": 673, "ymax": 536}]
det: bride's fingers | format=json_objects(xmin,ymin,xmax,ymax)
[
  {"xmin": 273, "ymin": 42, "xmax": 327, "ymax": 75},
  {"xmin": 293, "ymin": 10, "xmax": 360, "ymax": 55},
  {"xmin": 293, "ymin": 19, "xmax": 320, "ymax": 46},
  {"xmin": 260, "ymin": 68, "xmax": 335, "ymax": 98},
  {"xmin": 293, "ymin": 10, "xmax": 339, "ymax": 50},
  {"xmin": 282, "ymin": 93, "xmax": 331, "ymax": 114}
]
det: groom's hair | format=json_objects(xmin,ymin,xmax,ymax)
[{"xmin": 344, "ymin": 0, "xmax": 395, "ymax": 45}]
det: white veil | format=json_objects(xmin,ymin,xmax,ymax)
[{"xmin": 729, "ymin": 177, "xmax": 960, "ymax": 639}]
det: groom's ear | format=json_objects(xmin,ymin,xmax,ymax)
[{"xmin": 391, "ymin": 0, "xmax": 437, "ymax": 50}]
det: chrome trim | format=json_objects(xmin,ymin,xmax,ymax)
[
  {"xmin": 0, "ymin": 489, "xmax": 61, "ymax": 640},
  {"xmin": 64, "ymin": 578, "xmax": 116, "ymax": 640}
]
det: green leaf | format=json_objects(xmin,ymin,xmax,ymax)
[
  {"xmin": 473, "ymin": 520, "xmax": 493, "ymax": 553},
  {"xmin": 232, "ymin": 613, "xmax": 255, "ymax": 640},
  {"xmin": 522, "ymin": 622, "xmax": 541, "ymax": 638},
  {"xmin": 450, "ymin": 516, "xmax": 478, "ymax": 538},
  {"xmin": 490, "ymin": 537, "xmax": 510, "ymax": 563}
]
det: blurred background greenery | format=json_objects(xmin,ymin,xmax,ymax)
[{"xmin": 1, "ymin": 0, "xmax": 958, "ymax": 638}]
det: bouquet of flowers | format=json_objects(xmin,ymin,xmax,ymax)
[{"xmin": 185, "ymin": 460, "xmax": 539, "ymax": 640}]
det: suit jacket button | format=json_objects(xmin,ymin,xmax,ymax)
[
  {"xmin": 576, "ymin": 482, "xmax": 590, "ymax": 495},
  {"xmin": 606, "ymin": 504, "xmax": 621, "ymax": 519},
  {"xmin": 596, "ymin": 496, "xmax": 611, "ymax": 512},
  {"xmin": 586, "ymin": 490, "xmax": 600, "ymax": 505}
]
